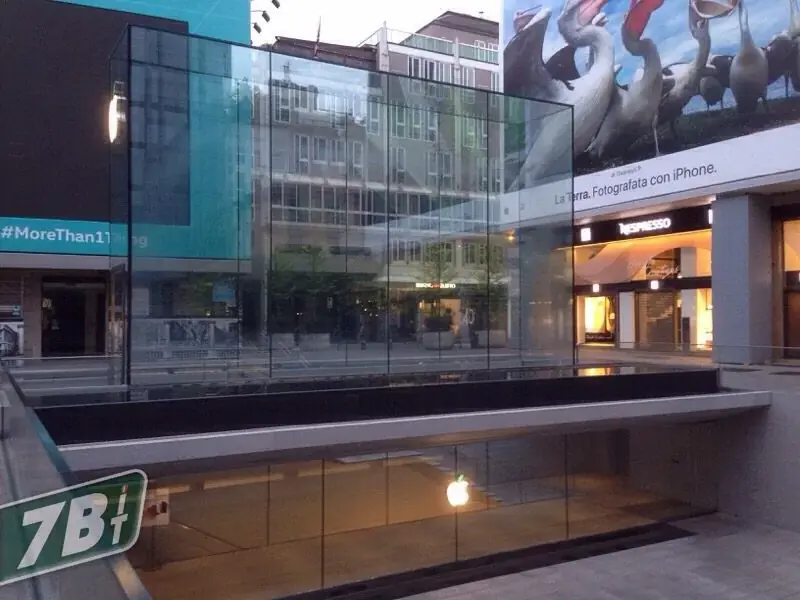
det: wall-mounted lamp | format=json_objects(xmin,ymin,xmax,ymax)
[
  {"xmin": 108, "ymin": 81, "xmax": 126, "ymax": 144},
  {"xmin": 579, "ymin": 227, "xmax": 592, "ymax": 243},
  {"xmin": 708, "ymin": 208, "xmax": 713, "ymax": 225},
  {"xmin": 591, "ymin": 283, "xmax": 600, "ymax": 293},
  {"xmin": 649, "ymin": 280, "xmax": 660, "ymax": 291}
]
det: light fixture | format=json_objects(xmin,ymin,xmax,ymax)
[
  {"xmin": 591, "ymin": 283, "xmax": 600, "ymax": 293},
  {"xmin": 107, "ymin": 81, "xmax": 126, "ymax": 143},
  {"xmin": 708, "ymin": 208, "xmax": 713, "ymax": 225},
  {"xmin": 446, "ymin": 474, "xmax": 469, "ymax": 507},
  {"xmin": 579, "ymin": 227, "xmax": 592, "ymax": 243},
  {"xmin": 649, "ymin": 280, "xmax": 660, "ymax": 290}
]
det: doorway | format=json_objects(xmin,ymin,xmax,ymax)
[
  {"xmin": 784, "ymin": 292, "xmax": 800, "ymax": 359},
  {"xmin": 41, "ymin": 278, "xmax": 107, "ymax": 356}
]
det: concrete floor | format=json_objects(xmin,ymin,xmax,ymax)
[
  {"xmin": 132, "ymin": 457, "xmax": 696, "ymax": 600},
  {"xmin": 406, "ymin": 514, "xmax": 800, "ymax": 600}
]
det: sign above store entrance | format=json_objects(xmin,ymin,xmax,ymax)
[{"xmin": 618, "ymin": 218, "xmax": 672, "ymax": 237}]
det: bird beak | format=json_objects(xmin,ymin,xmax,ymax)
[
  {"xmin": 568, "ymin": 0, "xmax": 608, "ymax": 27},
  {"xmin": 624, "ymin": 0, "xmax": 665, "ymax": 39},
  {"xmin": 691, "ymin": 0, "xmax": 738, "ymax": 19}
]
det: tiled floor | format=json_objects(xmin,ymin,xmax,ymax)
[{"xmin": 406, "ymin": 514, "xmax": 800, "ymax": 600}]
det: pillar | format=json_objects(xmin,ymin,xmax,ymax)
[
  {"xmin": 711, "ymin": 194, "xmax": 773, "ymax": 364},
  {"xmin": 618, "ymin": 292, "xmax": 635, "ymax": 349},
  {"xmin": 680, "ymin": 248, "xmax": 697, "ymax": 348},
  {"xmin": 22, "ymin": 273, "xmax": 41, "ymax": 358}
]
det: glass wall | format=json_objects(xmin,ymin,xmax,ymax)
[
  {"xmin": 111, "ymin": 27, "xmax": 574, "ymax": 384},
  {"xmin": 127, "ymin": 427, "xmax": 713, "ymax": 599}
]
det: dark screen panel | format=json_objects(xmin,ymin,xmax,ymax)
[{"xmin": 0, "ymin": 0, "xmax": 188, "ymax": 224}]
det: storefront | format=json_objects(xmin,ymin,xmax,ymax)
[
  {"xmin": 780, "ymin": 216, "xmax": 800, "ymax": 358},
  {"xmin": 573, "ymin": 205, "xmax": 713, "ymax": 352}
]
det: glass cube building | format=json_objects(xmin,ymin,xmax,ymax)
[{"xmin": 109, "ymin": 27, "xmax": 574, "ymax": 382}]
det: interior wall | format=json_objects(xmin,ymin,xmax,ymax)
[{"xmin": 627, "ymin": 422, "xmax": 722, "ymax": 510}]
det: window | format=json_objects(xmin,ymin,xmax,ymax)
[
  {"xmin": 463, "ymin": 242, "xmax": 479, "ymax": 265},
  {"xmin": 294, "ymin": 135, "xmax": 309, "ymax": 174},
  {"xmin": 410, "ymin": 106, "xmax": 423, "ymax": 140},
  {"xmin": 330, "ymin": 139, "xmax": 345, "ymax": 164},
  {"xmin": 315, "ymin": 91, "xmax": 332, "ymax": 113},
  {"xmin": 426, "ymin": 152, "xmax": 438, "ymax": 188},
  {"xmin": 426, "ymin": 109, "xmax": 438, "ymax": 142},
  {"xmin": 408, "ymin": 57, "xmax": 421, "ymax": 78},
  {"xmin": 490, "ymin": 71, "xmax": 500, "ymax": 107},
  {"xmin": 426, "ymin": 152, "xmax": 452, "ymax": 188},
  {"xmin": 273, "ymin": 83, "xmax": 290, "ymax": 123},
  {"xmin": 463, "ymin": 117, "xmax": 477, "ymax": 148},
  {"xmin": 408, "ymin": 241, "xmax": 422, "ymax": 262},
  {"xmin": 391, "ymin": 147, "xmax": 406, "ymax": 184},
  {"xmin": 391, "ymin": 239, "xmax": 406, "ymax": 263},
  {"xmin": 368, "ymin": 99, "xmax": 381, "ymax": 134},
  {"xmin": 477, "ymin": 156, "xmax": 488, "ymax": 192},
  {"xmin": 312, "ymin": 137, "xmax": 327, "ymax": 163},
  {"xmin": 479, "ymin": 119, "xmax": 488, "ymax": 149},
  {"xmin": 349, "ymin": 141, "xmax": 363, "ymax": 178},
  {"xmin": 391, "ymin": 105, "xmax": 406, "ymax": 138},
  {"xmin": 425, "ymin": 241, "xmax": 454, "ymax": 265},
  {"xmin": 293, "ymin": 85, "xmax": 309, "ymax": 110},
  {"xmin": 490, "ymin": 158, "xmax": 502, "ymax": 193}
]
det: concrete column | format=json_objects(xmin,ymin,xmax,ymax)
[
  {"xmin": 84, "ymin": 291, "xmax": 98, "ymax": 354},
  {"xmin": 22, "ymin": 274, "xmax": 41, "ymax": 358},
  {"xmin": 618, "ymin": 292, "xmax": 635, "ymax": 349},
  {"xmin": 711, "ymin": 194, "xmax": 773, "ymax": 364}
]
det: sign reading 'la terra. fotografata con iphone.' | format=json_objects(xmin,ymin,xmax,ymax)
[{"xmin": 501, "ymin": 0, "xmax": 800, "ymax": 214}]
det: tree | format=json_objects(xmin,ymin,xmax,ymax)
[
  {"xmin": 418, "ymin": 241, "xmax": 457, "ymax": 288},
  {"xmin": 484, "ymin": 240, "xmax": 509, "ymax": 329}
]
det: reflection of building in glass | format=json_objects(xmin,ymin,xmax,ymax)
[{"xmin": 118, "ymin": 25, "xmax": 574, "ymax": 370}]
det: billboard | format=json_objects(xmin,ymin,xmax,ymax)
[{"xmin": 501, "ymin": 0, "xmax": 800, "ymax": 214}]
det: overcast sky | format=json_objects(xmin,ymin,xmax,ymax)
[{"xmin": 251, "ymin": 0, "xmax": 501, "ymax": 46}]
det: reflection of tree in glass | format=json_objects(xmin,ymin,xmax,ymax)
[
  {"xmin": 269, "ymin": 245, "xmax": 333, "ymax": 334},
  {"xmin": 418, "ymin": 241, "xmax": 456, "ymax": 287}
]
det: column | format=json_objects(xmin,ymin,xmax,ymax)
[
  {"xmin": 679, "ymin": 248, "xmax": 697, "ymax": 349},
  {"xmin": 84, "ymin": 291, "xmax": 98, "ymax": 354},
  {"xmin": 22, "ymin": 273, "xmax": 41, "ymax": 358},
  {"xmin": 618, "ymin": 292, "xmax": 635, "ymax": 349},
  {"xmin": 711, "ymin": 194, "xmax": 772, "ymax": 364}
]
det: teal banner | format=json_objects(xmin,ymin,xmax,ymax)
[{"xmin": 0, "ymin": 217, "xmax": 112, "ymax": 255}]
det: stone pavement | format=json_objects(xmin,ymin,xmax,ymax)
[{"xmin": 405, "ymin": 514, "xmax": 800, "ymax": 600}]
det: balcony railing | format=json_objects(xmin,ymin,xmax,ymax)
[{"xmin": 359, "ymin": 28, "xmax": 499, "ymax": 65}]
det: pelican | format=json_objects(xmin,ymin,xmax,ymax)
[
  {"xmin": 730, "ymin": 0, "xmax": 769, "ymax": 113},
  {"xmin": 699, "ymin": 54, "xmax": 733, "ymax": 109},
  {"xmin": 504, "ymin": 0, "xmax": 616, "ymax": 189},
  {"xmin": 764, "ymin": 32, "xmax": 795, "ymax": 96},
  {"xmin": 657, "ymin": 1, "xmax": 716, "ymax": 141},
  {"xmin": 588, "ymin": 0, "xmax": 667, "ymax": 160}
]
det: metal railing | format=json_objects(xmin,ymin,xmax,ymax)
[
  {"xmin": 359, "ymin": 28, "xmax": 499, "ymax": 65},
  {"xmin": 0, "ymin": 366, "xmax": 152, "ymax": 600}
]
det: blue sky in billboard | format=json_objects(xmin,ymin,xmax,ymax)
[{"xmin": 500, "ymin": 0, "xmax": 800, "ymax": 216}]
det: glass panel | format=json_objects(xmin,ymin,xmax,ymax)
[
  {"xmin": 118, "ymin": 26, "xmax": 574, "ymax": 388},
  {"xmin": 502, "ymin": 93, "xmax": 574, "ymax": 362},
  {"xmin": 565, "ymin": 428, "xmax": 710, "ymax": 540},
  {"xmin": 456, "ymin": 436, "xmax": 568, "ymax": 559}
]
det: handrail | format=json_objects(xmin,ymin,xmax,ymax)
[{"xmin": 0, "ymin": 366, "xmax": 152, "ymax": 600}]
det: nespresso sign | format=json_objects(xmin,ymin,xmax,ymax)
[
  {"xmin": 575, "ymin": 205, "xmax": 710, "ymax": 245},
  {"xmin": 618, "ymin": 217, "xmax": 672, "ymax": 236}
]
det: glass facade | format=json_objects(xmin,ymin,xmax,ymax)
[
  {"xmin": 127, "ymin": 428, "xmax": 712, "ymax": 599},
  {"xmin": 110, "ymin": 27, "xmax": 574, "ymax": 383}
]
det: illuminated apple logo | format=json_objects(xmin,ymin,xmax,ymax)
[{"xmin": 446, "ymin": 474, "xmax": 470, "ymax": 507}]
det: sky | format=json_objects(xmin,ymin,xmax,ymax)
[{"xmin": 252, "ymin": 0, "xmax": 501, "ymax": 46}]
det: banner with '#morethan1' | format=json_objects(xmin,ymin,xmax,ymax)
[{"xmin": 500, "ymin": 0, "xmax": 800, "ymax": 221}]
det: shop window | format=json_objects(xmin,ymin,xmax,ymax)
[{"xmin": 583, "ymin": 295, "xmax": 616, "ymax": 343}]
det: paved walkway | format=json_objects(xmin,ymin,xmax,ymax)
[{"xmin": 405, "ymin": 514, "xmax": 800, "ymax": 600}]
